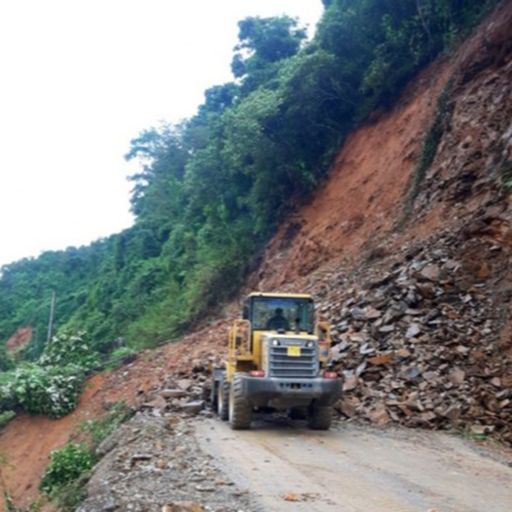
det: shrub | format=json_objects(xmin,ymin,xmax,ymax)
[
  {"xmin": 401, "ymin": 81, "xmax": 454, "ymax": 221},
  {"xmin": 39, "ymin": 331, "xmax": 100, "ymax": 371},
  {"xmin": 0, "ymin": 344, "xmax": 14, "ymax": 372},
  {"xmin": 40, "ymin": 443, "xmax": 93, "ymax": 495},
  {"xmin": 104, "ymin": 347, "xmax": 137, "ymax": 371},
  {"xmin": 2, "ymin": 364, "xmax": 84, "ymax": 418},
  {"xmin": 81, "ymin": 401, "xmax": 133, "ymax": 447}
]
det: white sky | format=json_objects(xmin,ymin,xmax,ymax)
[{"xmin": 0, "ymin": 0, "xmax": 323, "ymax": 267}]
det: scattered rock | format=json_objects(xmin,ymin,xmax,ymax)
[
  {"xmin": 180, "ymin": 401, "xmax": 205, "ymax": 415},
  {"xmin": 312, "ymin": 217, "xmax": 512, "ymax": 445},
  {"xmin": 163, "ymin": 503, "xmax": 204, "ymax": 512},
  {"xmin": 161, "ymin": 389, "xmax": 188, "ymax": 399},
  {"xmin": 419, "ymin": 264, "xmax": 441, "ymax": 281}
]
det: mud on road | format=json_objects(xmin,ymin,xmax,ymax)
[{"xmin": 197, "ymin": 418, "xmax": 512, "ymax": 512}]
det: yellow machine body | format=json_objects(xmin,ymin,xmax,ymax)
[{"xmin": 225, "ymin": 292, "xmax": 332, "ymax": 382}]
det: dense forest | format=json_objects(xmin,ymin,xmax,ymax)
[{"xmin": 0, "ymin": 0, "xmax": 498, "ymax": 360}]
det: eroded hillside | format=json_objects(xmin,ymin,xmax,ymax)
[{"xmin": 251, "ymin": 0, "xmax": 512, "ymax": 444}]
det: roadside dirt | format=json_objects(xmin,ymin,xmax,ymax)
[
  {"xmin": 0, "ymin": 322, "xmax": 227, "ymax": 510},
  {"xmin": 0, "ymin": 374, "xmax": 107, "ymax": 509},
  {"xmin": 198, "ymin": 418, "xmax": 512, "ymax": 512},
  {"xmin": 78, "ymin": 412, "xmax": 255, "ymax": 512}
]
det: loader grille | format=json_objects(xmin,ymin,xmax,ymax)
[{"xmin": 268, "ymin": 339, "xmax": 318, "ymax": 379}]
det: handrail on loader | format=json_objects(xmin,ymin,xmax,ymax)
[
  {"xmin": 315, "ymin": 321, "xmax": 332, "ymax": 364},
  {"xmin": 228, "ymin": 319, "xmax": 252, "ymax": 362}
]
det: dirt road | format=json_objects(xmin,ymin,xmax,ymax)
[{"xmin": 197, "ymin": 419, "xmax": 512, "ymax": 512}]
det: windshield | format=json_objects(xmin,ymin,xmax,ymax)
[{"xmin": 251, "ymin": 297, "xmax": 314, "ymax": 332}]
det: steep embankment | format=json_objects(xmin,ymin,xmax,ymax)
[
  {"xmin": 0, "ymin": 325, "xmax": 225, "ymax": 509},
  {"xmin": 1, "ymin": 3, "xmax": 512, "ymax": 509},
  {"xmin": 254, "ymin": 4, "xmax": 512, "ymax": 291},
  {"xmin": 252, "ymin": 59, "xmax": 453, "ymax": 289}
]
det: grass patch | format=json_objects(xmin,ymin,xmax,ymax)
[
  {"xmin": 81, "ymin": 401, "xmax": 134, "ymax": 448},
  {"xmin": 401, "ymin": 81, "xmax": 454, "ymax": 223},
  {"xmin": 103, "ymin": 346, "xmax": 138, "ymax": 371}
]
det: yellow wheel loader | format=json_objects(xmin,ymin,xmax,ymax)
[{"xmin": 212, "ymin": 292, "xmax": 342, "ymax": 430}]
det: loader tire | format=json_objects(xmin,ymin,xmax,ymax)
[
  {"xmin": 228, "ymin": 373, "xmax": 252, "ymax": 430},
  {"xmin": 217, "ymin": 380, "xmax": 230, "ymax": 421},
  {"xmin": 308, "ymin": 405, "xmax": 332, "ymax": 430}
]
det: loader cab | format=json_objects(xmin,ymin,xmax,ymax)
[{"xmin": 243, "ymin": 293, "xmax": 315, "ymax": 335}]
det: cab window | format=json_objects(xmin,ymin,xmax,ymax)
[{"xmin": 251, "ymin": 298, "xmax": 314, "ymax": 332}]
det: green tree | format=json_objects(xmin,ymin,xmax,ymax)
[{"xmin": 231, "ymin": 16, "xmax": 307, "ymax": 94}]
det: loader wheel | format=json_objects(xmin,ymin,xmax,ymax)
[
  {"xmin": 217, "ymin": 380, "xmax": 229, "ymax": 421},
  {"xmin": 228, "ymin": 373, "xmax": 252, "ymax": 430},
  {"xmin": 308, "ymin": 405, "xmax": 332, "ymax": 430}
]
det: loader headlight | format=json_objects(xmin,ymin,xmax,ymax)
[{"xmin": 272, "ymin": 338, "xmax": 281, "ymax": 346}]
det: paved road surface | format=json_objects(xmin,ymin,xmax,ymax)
[{"xmin": 197, "ymin": 418, "xmax": 512, "ymax": 512}]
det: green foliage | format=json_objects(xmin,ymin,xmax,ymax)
[
  {"xmin": 0, "ymin": 332, "xmax": 93, "ymax": 419},
  {"xmin": 104, "ymin": 346, "xmax": 137, "ymax": 370},
  {"xmin": 81, "ymin": 401, "xmax": 133, "ymax": 447},
  {"xmin": 0, "ymin": 240, "xmax": 113, "ymax": 357},
  {"xmin": 0, "ymin": 1, "xmax": 499, "ymax": 351},
  {"xmin": 232, "ymin": 16, "xmax": 307, "ymax": 94},
  {"xmin": 39, "ymin": 331, "xmax": 100, "ymax": 371},
  {"xmin": 1, "ymin": 364, "xmax": 84, "ymax": 418},
  {"xmin": 0, "ymin": 344, "xmax": 13, "ymax": 372},
  {"xmin": 40, "ymin": 443, "xmax": 93, "ymax": 496},
  {"xmin": 37, "ymin": 403, "xmax": 132, "ymax": 511}
]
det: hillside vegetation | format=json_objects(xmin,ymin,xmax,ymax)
[{"xmin": 0, "ymin": 0, "xmax": 497, "ymax": 361}]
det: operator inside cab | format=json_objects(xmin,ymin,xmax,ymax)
[{"xmin": 266, "ymin": 307, "xmax": 290, "ymax": 331}]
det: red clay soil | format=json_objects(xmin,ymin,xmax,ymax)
[
  {"xmin": 253, "ymin": 61, "xmax": 453, "ymax": 291},
  {"xmin": 6, "ymin": 327, "xmax": 32, "ymax": 354},
  {"xmin": 253, "ymin": 0, "xmax": 512, "ymax": 293},
  {"xmin": 0, "ymin": 322, "xmax": 226, "ymax": 510}
]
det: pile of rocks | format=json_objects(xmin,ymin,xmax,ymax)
[
  {"xmin": 141, "ymin": 359, "xmax": 220, "ymax": 419},
  {"xmin": 78, "ymin": 412, "xmax": 254, "ymax": 512},
  {"xmin": 314, "ymin": 221, "xmax": 512, "ymax": 444}
]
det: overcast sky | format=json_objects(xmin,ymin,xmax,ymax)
[{"xmin": 0, "ymin": 0, "xmax": 323, "ymax": 267}]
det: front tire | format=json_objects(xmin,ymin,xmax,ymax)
[
  {"xmin": 217, "ymin": 380, "xmax": 229, "ymax": 421},
  {"xmin": 228, "ymin": 373, "xmax": 252, "ymax": 430},
  {"xmin": 308, "ymin": 405, "xmax": 332, "ymax": 430}
]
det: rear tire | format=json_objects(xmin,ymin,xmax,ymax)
[
  {"xmin": 228, "ymin": 373, "xmax": 252, "ymax": 430},
  {"xmin": 308, "ymin": 405, "xmax": 332, "ymax": 430},
  {"xmin": 217, "ymin": 380, "xmax": 229, "ymax": 421}
]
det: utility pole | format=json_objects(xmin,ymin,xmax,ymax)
[{"xmin": 47, "ymin": 291, "xmax": 56, "ymax": 344}]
